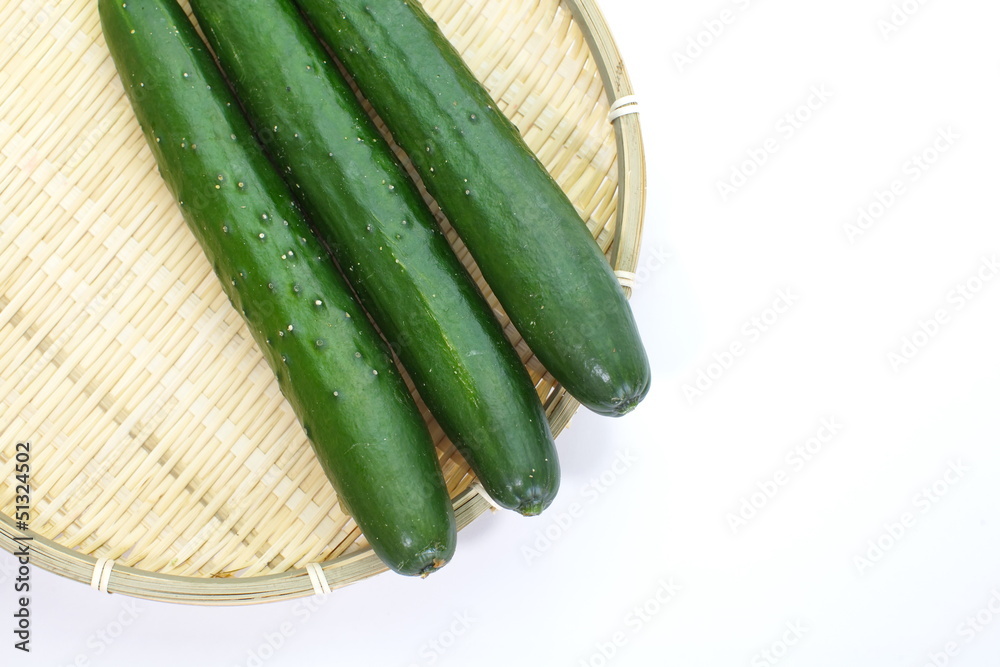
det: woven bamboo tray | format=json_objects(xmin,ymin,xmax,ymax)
[{"xmin": 0, "ymin": 0, "xmax": 646, "ymax": 604}]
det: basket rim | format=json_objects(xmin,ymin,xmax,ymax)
[{"xmin": 0, "ymin": 0, "xmax": 647, "ymax": 605}]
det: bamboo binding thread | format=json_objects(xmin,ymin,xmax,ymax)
[
  {"xmin": 615, "ymin": 270, "xmax": 638, "ymax": 289},
  {"xmin": 471, "ymin": 481, "xmax": 503, "ymax": 513},
  {"xmin": 608, "ymin": 95, "xmax": 640, "ymax": 122},
  {"xmin": 90, "ymin": 557, "xmax": 116, "ymax": 594},
  {"xmin": 304, "ymin": 562, "xmax": 331, "ymax": 596}
]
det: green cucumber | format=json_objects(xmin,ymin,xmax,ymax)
[
  {"xmin": 99, "ymin": 0, "xmax": 455, "ymax": 576},
  {"xmin": 292, "ymin": 0, "xmax": 651, "ymax": 417},
  {"xmin": 190, "ymin": 0, "xmax": 560, "ymax": 514}
]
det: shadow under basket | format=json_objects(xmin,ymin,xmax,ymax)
[{"xmin": 0, "ymin": 0, "xmax": 646, "ymax": 604}]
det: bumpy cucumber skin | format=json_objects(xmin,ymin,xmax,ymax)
[
  {"xmin": 292, "ymin": 0, "xmax": 651, "ymax": 417},
  {"xmin": 99, "ymin": 0, "xmax": 455, "ymax": 576},
  {"xmin": 190, "ymin": 0, "xmax": 560, "ymax": 515}
]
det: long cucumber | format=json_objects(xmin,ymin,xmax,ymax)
[
  {"xmin": 190, "ymin": 0, "xmax": 561, "ymax": 515},
  {"xmin": 292, "ymin": 0, "xmax": 651, "ymax": 416},
  {"xmin": 99, "ymin": 0, "xmax": 455, "ymax": 576}
]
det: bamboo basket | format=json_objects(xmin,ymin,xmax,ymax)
[{"xmin": 0, "ymin": 0, "xmax": 646, "ymax": 604}]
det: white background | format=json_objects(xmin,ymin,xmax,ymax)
[{"xmin": 6, "ymin": 0, "xmax": 1000, "ymax": 665}]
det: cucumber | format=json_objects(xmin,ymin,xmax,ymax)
[
  {"xmin": 99, "ymin": 0, "xmax": 455, "ymax": 576},
  {"xmin": 189, "ymin": 0, "xmax": 560, "ymax": 514},
  {"xmin": 291, "ymin": 0, "xmax": 651, "ymax": 417}
]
